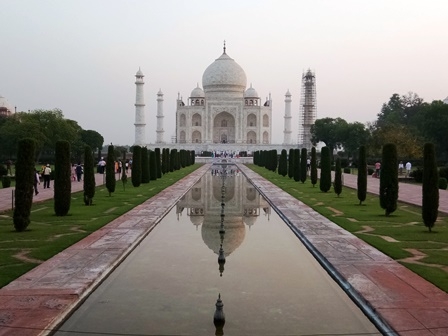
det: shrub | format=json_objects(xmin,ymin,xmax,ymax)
[
  {"xmin": 150, "ymin": 150, "xmax": 157, "ymax": 180},
  {"xmin": 343, "ymin": 167, "xmax": 351, "ymax": 174},
  {"xmin": 83, "ymin": 145, "xmax": 95, "ymax": 205},
  {"xmin": 0, "ymin": 164, "xmax": 7, "ymax": 176},
  {"xmin": 439, "ymin": 178, "xmax": 448, "ymax": 190},
  {"xmin": 357, "ymin": 145, "xmax": 367, "ymax": 205},
  {"xmin": 368, "ymin": 168, "xmax": 374, "ymax": 175},
  {"xmin": 54, "ymin": 140, "xmax": 72, "ymax": 216},
  {"xmin": 310, "ymin": 147, "xmax": 317, "ymax": 187},
  {"xmin": 422, "ymin": 143, "xmax": 439, "ymax": 232},
  {"xmin": 13, "ymin": 138, "xmax": 36, "ymax": 232},
  {"xmin": 288, "ymin": 149, "xmax": 294, "ymax": 179},
  {"xmin": 438, "ymin": 167, "xmax": 448, "ymax": 179},
  {"xmin": 293, "ymin": 149, "xmax": 300, "ymax": 182},
  {"xmin": 141, "ymin": 147, "xmax": 150, "ymax": 183},
  {"xmin": 131, "ymin": 145, "xmax": 142, "ymax": 187},
  {"xmin": 155, "ymin": 148, "xmax": 162, "ymax": 178},
  {"xmin": 410, "ymin": 168, "xmax": 423, "ymax": 183},
  {"xmin": 380, "ymin": 143, "xmax": 398, "ymax": 216},
  {"xmin": 300, "ymin": 148, "xmax": 307, "ymax": 183},
  {"xmin": 2, "ymin": 176, "xmax": 11, "ymax": 188},
  {"xmin": 106, "ymin": 145, "xmax": 117, "ymax": 194},
  {"xmin": 278, "ymin": 149, "xmax": 287, "ymax": 177},
  {"xmin": 320, "ymin": 146, "xmax": 331, "ymax": 192},
  {"xmin": 334, "ymin": 157, "xmax": 342, "ymax": 197}
]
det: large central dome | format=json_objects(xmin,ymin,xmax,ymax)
[{"xmin": 202, "ymin": 51, "xmax": 247, "ymax": 94}]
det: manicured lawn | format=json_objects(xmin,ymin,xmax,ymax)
[
  {"xmin": 0, "ymin": 164, "xmax": 202, "ymax": 288},
  {"xmin": 247, "ymin": 164, "xmax": 448, "ymax": 293}
]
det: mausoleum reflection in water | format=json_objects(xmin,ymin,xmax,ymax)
[
  {"xmin": 54, "ymin": 164, "xmax": 381, "ymax": 336},
  {"xmin": 176, "ymin": 166, "xmax": 270, "ymax": 260}
]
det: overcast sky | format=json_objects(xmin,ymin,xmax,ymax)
[{"xmin": 2, "ymin": 0, "xmax": 447, "ymax": 146}]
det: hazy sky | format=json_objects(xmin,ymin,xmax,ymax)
[{"xmin": 2, "ymin": 0, "xmax": 447, "ymax": 146}]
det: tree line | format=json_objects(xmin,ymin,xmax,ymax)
[{"xmin": 311, "ymin": 92, "xmax": 448, "ymax": 161}]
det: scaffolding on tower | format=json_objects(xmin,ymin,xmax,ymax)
[{"xmin": 298, "ymin": 69, "xmax": 317, "ymax": 150}]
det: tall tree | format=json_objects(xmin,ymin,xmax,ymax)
[
  {"xmin": 106, "ymin": 145, "xmax": 116, "ymax": 195},
  {"xmin": 300, "ymin": 148, "xmax": 307, "ymax": 183},
  {"xmin": 132, "ymin": 145, "xmax": 142, "ymax": 187},
  {"xmin": 320, "ymin": 146, "xmax": 331, "ymax": 192},
  {"xmin": 288, "ymin": 149, "xmax": 294, "ymax": 179},
  {"xmin": 380, "ymin": 143, "xmax": 398, "ymax": 216},
  {"xmin": 357, "ymin": 145, "xmax": 367, "ymax": 205},
  {"xmin": 422, "ymin": 143, "xmax": 439, "ymax": 232},
  {"xmin": 141, "ymin": 147, "xmax": 150, "ymax": 183},
  {"xmin": 311, "ymin": 117, "xmax": 348, "ymax": 156},
  {"xmin": 334, "ymin": 157, "xmax": 342, "ymax": 197},
  {"xmin": 13, "ymin": 138, "xmax": 36, "ymax": 232},
  {"xmin": 278, "ymin": 149, "xmax": 287, "ymax": 177},
  {"xmin": 293, "ymin": 149, "xmax": 300, "ymax": 182},
  {"xmin": 310, "ymin": 147, "xmax": 317, "ymax": 187},
  {"xmin": 83, "ymin": 145, "xmax": 95, "ymax": 205},
  {"xmin": 54, "ymin": 140, "xmax": 71, "ymax": 216}
]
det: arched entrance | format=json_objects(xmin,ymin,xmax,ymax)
[{"xmin": 213, "ymin": 112, "xmax": 235, "ymax": 143}]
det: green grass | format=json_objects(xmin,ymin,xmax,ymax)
[
  {"xmin": 247, "ymin": 164, "xmax": 448, "ymax": 293},
  {"xmin": 0, "ymin": 164, "xmax": 202, "ymax": 288}
]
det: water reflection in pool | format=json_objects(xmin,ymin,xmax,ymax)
[{"xmin": 54, "ymin": 165, "xmax": 381, "ymax": 336}]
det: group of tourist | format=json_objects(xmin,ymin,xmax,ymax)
[{"xmin": 374, "ymin": 161, "xmax": 412, "ymax": 178}]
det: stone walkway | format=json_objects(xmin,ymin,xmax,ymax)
[{"xmin": 0, "ymin": 164, "xmax": 447, "ymax": 335}]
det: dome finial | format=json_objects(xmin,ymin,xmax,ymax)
[{"xmin": 223, "ymin": 40, "xmax": 226, "ymax": 54}]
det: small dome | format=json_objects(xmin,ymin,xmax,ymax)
[
  {"xmin": 190, "ymin": 84, "xmax": 205, "ymax": 98},
  {"xmin": 190, "ymin": 215, "xmax": 204, "ymax": 226},
  {"xmin": 136, "ymin": 67, "xmax": 144, "ymax": 77},
  {"xmin": 202, "ymin": 50, "xmax": 247, "ymax": 93},
  {"xmin": 244, "ymin": 84, "xmax": 258, "ymax": 98}
]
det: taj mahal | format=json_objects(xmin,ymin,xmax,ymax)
[{"xmin": 134, "ymin": 43, "xmax": 316, "ymax": 153}]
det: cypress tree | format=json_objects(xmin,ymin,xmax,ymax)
[
  {"xmin": 141, "ymin": 147, "xmax": 150, "ymax": 183},
  {"xmin": 422, "ymin": 143, "xmax": 439, "ymax": 232},
  {"xmin": 83, "ymin": 145, "xmax": 96, "ymax": 205},
  {"xmin": 293, "ymin": 148, "xmax": 300, "ymax": 182},
  {"xmin": 155, "ymin": 148, "xmax": 162, "ymax": 177},
  {"xmin": 106, "ymin": 145, "xmax": 116, "ymax": 195},
  {"xmin": 13, "ymin": 138, "xmax": 36, "ymax": 232},
  {"xmin": 54, "ymin": 140, "xmax": 71, "ymax": 216},
  {"xmin": 334, "ymin": 157, "xmax": 342, "ymax": 197},
  {"xmin": 131, "ymin": 145, "xmax": 142, "ymax": 187},
  {"xmin": 288, "ymin": 149, "xmax": 294, "ymax": 179},
  {"xmin": 310, "ymin": 147, "xmax": 318, "ymax": 187},
  {"xmin": 150, "ymin": 150, "xmax": 157, "ymax": 180},
  {"xmin": 357, "ymin": 145, "xmax": 367, "ymax": 205},
  {"xmin": 279, "ymin": 149, "xmax": 287, "ymax": 176},
  {"xmin": 380, "ymin": 143, "xmax": 398, "ymax": 216},
  {"xmin": 260, "ymin": 150, "xmax": 265, "ymax": 168},
  {"xmin": 320, "ymin": 146, "xmax": 331, "ymax": 192},
  {"xmin": 272, "ymin": 150, "xmax": 278, "ymax": 172},
  {"xmin": 300, "ymin": 148, "xmax": 307, "ymax": 183}
]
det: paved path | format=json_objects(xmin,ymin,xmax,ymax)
[{"xmin": 0, "ymin": 164, "xmax": 447, "ymax": 335}]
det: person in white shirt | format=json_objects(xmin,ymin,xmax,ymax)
[
  {"xmin": 398, "ymin": 161, "xmax": 404, "ymax": 175},
  {"xmin": 405, "ymin": 161, "xmax": 412, "ymax": 177}
]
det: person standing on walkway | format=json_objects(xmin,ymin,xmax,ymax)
[
  {"xmin": 398, "ymin": 161, "xmax": 404, "ymax": 175},
  {"xmin": 34, "ymin": 169, "xmax": 40, "ymax": 195},
  {"xmin": 75, "ymin": 163, "xmax": 83, "ymax": 182},
  {"xmin": 405, "ymin": 161, "xmax": 412, "ymax": 177},
  {"xmin": 375, "ymin": 161, "xmax": 381, "ymax": 178},
  {"xmin": 43, "ymin": 164, "xmax": 52, "ymax": 189}
]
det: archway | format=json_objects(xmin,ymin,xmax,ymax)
[{"xmin": 213, "ymin": 112, "xmax": 235, "ymax": 143}]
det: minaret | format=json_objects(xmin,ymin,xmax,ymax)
[
  {"xmin": 283, "ymin": 89, "xmax": 292, "ymax": 144},
  {"xmin": 156, "ymin": 89, "xmax": 164, "ymax": 144},
  {"xmin": 299, "ymin": 69, "xmax": 317, "ymax": 150},
  {"xmin": 134, "ymin": 68, "xmax": 146, "ymax": 146}
]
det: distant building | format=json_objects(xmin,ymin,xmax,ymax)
[
  {"xmin": 443, "ymin": 96, "xmax": 448, "ymax": 104},
  {"xmin": 0, "ymin": 95, "xmax": 15, "ymax": 117}
]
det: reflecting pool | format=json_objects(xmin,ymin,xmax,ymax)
[{"xmin": 54, "ymin": 165, "xmax": 381, "ymax": 335}]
